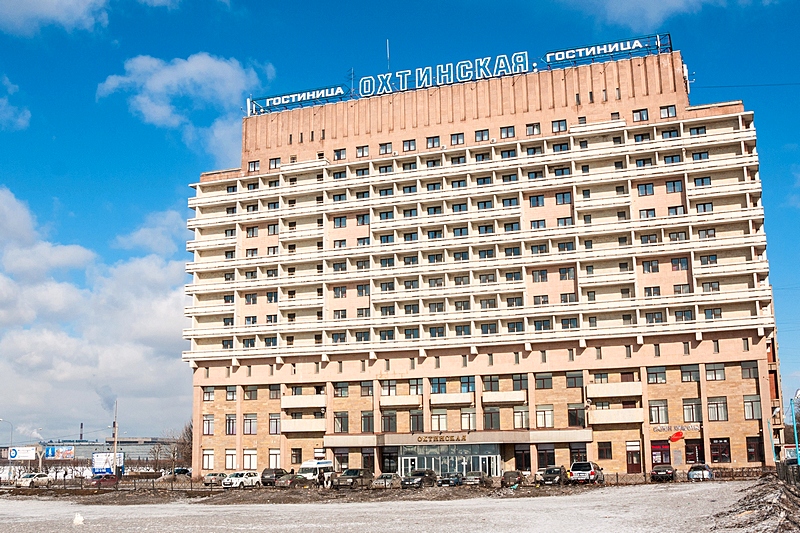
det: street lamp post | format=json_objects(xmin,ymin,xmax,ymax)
[
  {"xmin": 792, "ymin": 390, "xmax": 800, "ymax": 463},
  {"xmin": 0, "ymin": 419, "xmax": 13, "ymax": 484}
]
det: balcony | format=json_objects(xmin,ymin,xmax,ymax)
[
  {"xmin": 430, "ymin": 392, "xmax": 474, "ymax": 407},
  {"xmin": 280, "ymin": 395, "xmax": 327, "ymax": 410},
  {"xmin": 280, "ymin": 418, "xmax": 327, "ymax": 433},
  {"xmin": 587, "ymin": 408, "xmax": 644, "ymax": 425},
  {"xmin": 482, "ymin": 391, "xmax": 527, "ymax": 405},
  {"xmin": 586, "ymin": 382, "xmax": 643, "ymax": 398},
  {"xmin": 379, "ymin": 395, "xmax": 422, "ymax": 408}
]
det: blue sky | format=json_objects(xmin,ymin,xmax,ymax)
[{"xmin": 0, "ymin": 0, "xmax": 798, "ymax": 445}]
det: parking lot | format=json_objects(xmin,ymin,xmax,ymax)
[{"xmin": 0, "ymin": 479, "xmax": 784, "ymax": 532}]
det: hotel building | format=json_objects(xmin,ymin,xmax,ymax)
[{"xmin": 186, "ymin": 39, "xmax": 783, "ymax": 477}]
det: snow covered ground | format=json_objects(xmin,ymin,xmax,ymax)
[{"xmin": 0, "ymin": 481, "xmax": 753, "ymax": 532}]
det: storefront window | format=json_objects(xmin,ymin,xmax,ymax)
[
  {"xmin": 537, "ymin": 445, "xmax": 555, "ymax": 468},
  {"xmin": 651, "ymin": 440, "xmax": 671, "ymax": 465},
  {"xmin": 570, "ymin": 443, "xmax": 587, "ymax": 463},
  {"xmin": 710, "ymin": 438, "xmax": 731, "ymax": 463}
]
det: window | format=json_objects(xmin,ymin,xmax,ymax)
[
  {"xmin": 332, "ymin": 148, "xmax": 346, "ymax": 160},
  {"xmin": 430, "ymin": 377, "xmax": 447, "ymax": 394},
  {"xmin": 534, "ymin": 320, "xmax": 551, "ymax": 331},
  {"xmin": 704, "ymin": 308, "xmax": 722, "ymax": 320},
  {"xmin": 500, "ymin": 126, "xmax": 515, "ymax": 138},
  {"xmin": 332, "ymin": 193, "xmax": 346, "ymax": 202},
  {"xmin": 356, "ymin": 145, "xmax": 368, "ymax": 158},
  {"xmin": 642, "ymin": 260, "xmax": 659, "ymax": 273},
  {"xmin": 662, "ymin": 129, "xmax": 679, "ymax": 139},
  {"xmin": 426, "ymin": 136, "xmax": 440, "ymax": 148},
  {"xmin": 554, "ymin": 167, "xmax": 571, "ymax": 176},
  {"xmin": 744, "ymin": 395, "xmax": 762, "ymax": 420},
  {"xmin": 559, "ymin": 267, "xmax": 575, "ymax": 280},
  {"xmin": 640, "ymin": 209, "xmax": 656, "ymax": 219},
  {"xmin": 708, "ymin": 397, "xmax": 728, "ymax": 421},
  {"xmin": 553, "ymin": 142, "xmax": 569, "ymax": 153},
  {"xmin": 697, "ymin": 202, "xmax": 713, "ymax": 214},
  {"xmin": 637, "ymin": 183, "xmax": 654, "ymax": 196},
  {"xmin": 699, "ymin": 228, "xmax": 716, "ymax": 239},
  {"xmin": 333, "ymin": 216, "xmax": 347, "ymax": 228},
  {"xmin": 484, "ymin": 408, "xmax": 500, "ymax": 430},
  {"xmin": 535, "ymin": 373, "xmax": 552, "ymax": 390},
  {"xmin": 675, "ymin": 310, "xmax": 694, "ymax": 321},
  {"xmin": 568, "ymin": 404, "xmax": 585, "ymax": 427},
  {"xmin": 536, "ymin": 405, "xmax": 554, "ymax": 428},
  {"xmin": 530, "ymin": 195, "xmax": 545, "ymax": 207},
  {"xmin": 636, "ymin": 158, "xmax": 653, "ymax": 168},
  {"xmin": 504, "ymin": 222, "xmax": 520, "ymax": 232},
  {"xmin": 552, "ymin": 119, "xmax": 567, "ymax": 133},
  {"xmin": 692, "ymin": 151, "xmax": 709, "ymax": 161},
  {"xmin": 665, "ymin": 154, "xmax": 681, "ymax": 164},
  {"xmin": 526, "ymin": 123, "xmax": 541, "ymax": 135},
  {"xmin": 225, "ymin": 413, "xmax": 236, "ymax": 435},
  {"xmin": 566, "ymin": 372, "xmax": 583, "ymax": 388},
  {"xmin": 633, "ymin": 109, "xmax": 649, "ymax": 121},
  {"xmin": 660, "ymin": 105, "xmax": 677, "ymax": 118},
  {"xmin": 666, "ymin": 180, "xmax": 683, "ymax": 193},
  {"xmin": 709, "ymin": 438, "xmax": 731, "ymax": 463},
  {"xmin": 649, "ymin": 400, "xmax": 669, "ymax": 424},
  {"xmin": 671, "ymin": 257, "xmax": 689, "ymax": 271},
  {"xmin": 647, "ymin": 367, "xmax": 667, "ymax": 384},
  {"xmin": 268, "ymin": 157, "xmax": 280, "ymax": 169}
]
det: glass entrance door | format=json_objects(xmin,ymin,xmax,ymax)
[
  {"xmin": 626, "ymin": 450, "xmax": 642, "ymax": 474},
  {"xmin": 480, "ymin": 455, "xmax": 499, "ymax": 477},
  {"xmin": 401, "ymin": 457, "xmax": 417, "ymax": 476}
]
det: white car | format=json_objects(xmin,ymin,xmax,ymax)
[
  {"xmin": 221, "ymin": 471, "xmax": 261, "ymax": 489},
  {"xmin": 687, "ymin": 464, "xmax": 714, "ymax": 481},
  {"xmin": 15, "ymin": 473, "xmax": 51, "ymax": 488}
]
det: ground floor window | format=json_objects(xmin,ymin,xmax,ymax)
[
  {"xmin": 514, "ymin": 445, "xmax": 531, "ymax": 471},
  {"xmin": 685, "ymin": 440, "xmax": 704, "ymax": 464},
  {"xmin": 381, "ymin": 448, "xmax": 398, "ymax": 473},
  {"xmin": 269, "ymin": 449, "xmax": 280, "ymax": 468},
  {"xmin": 243, "ymin": 449, "xmax": 257, "ymax": 470},
  {"xmin": 570, "ymin": 443, "xmax": 587, "ymax": 464},
  {"xmin": 225, "ymin": 449, "xmax": 236, "ymax": 470},
  {"xmin": 202, "ymin": 449, "xmax": 214, "ymax": 470},
  {"xmin": 746, "ymin": 437, "xmax": 764, "ymax": 463},
  {"xmin": 334, "ymin": 450, "xmax": 349, "ymax": 471},
  {"xmin": 710, "ymin": 438, "xmax": 731, "ymax": 463},
  {"xmin": 291, "ymin": 448, "xmax": 302, "ymax": 464},
  {"xmin": 651, "ymin": 441, "xmax": 671, "ymax": 465},
  {"xmin": 362, "ymin": 448, "xmax": 375, "ymax": 472},
  {"xmin": 598, "ymin": 442, "xmax": 612, "ymax": 460},
  {"xmin": 537, "ymin": 444, "xmax": 555, "ymax": 468}
]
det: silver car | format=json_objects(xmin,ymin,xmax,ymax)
[
  {"xmin": 371, "ymin": 472, "xmax": 402, "ymax": 489},
  {"xmin": 687, "ymin": 464, "xmax": 714, "ymax": 481}
]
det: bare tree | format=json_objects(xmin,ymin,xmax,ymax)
[
  {"xmin": 177, "ymin": 420, "xmax": 192, "ymax": 466},
  {"xmin": 149, "ymin": 442, "xmax": 165, "ymax": 471}
]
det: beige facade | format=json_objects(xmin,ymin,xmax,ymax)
[{"xmin": 185, "ymin": 48, "xmax": 783, "ymax": 477}]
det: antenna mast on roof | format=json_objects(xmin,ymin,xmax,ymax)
[{"xmin": 387, "ymin": 39, "xmax": 391, "ymax": 73}]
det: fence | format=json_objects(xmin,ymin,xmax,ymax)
[{"xmin": 777, "ymin": 462, "xmax": 800, "ymax": 486}]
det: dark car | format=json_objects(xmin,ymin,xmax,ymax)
[
  {"xmin": 87, "ymin": 474, "xmax": 118, "ymax": 488},
  {"xmin": 437, "ymin": 472, "xmax": 464, "ymax": 486},
  {"xmin": 172, "ymin": 468, "xmax": 191, "ymax": 476},
  {"xmin": 260, "ymin": 468, "xmax": 289, "ymax": 487},
  {"xmin": 401, "ymin": 469, "xmax": 437, "ymax": 488},
  {"xmin": 650, "ymin": 464, "xmax": 676, "ymax": 482},
  {"xmin": 275, "ymin": 474, "xmax": 313, "ymax": 489},
  {"xmin": 542, "ymin": 466, "xmax": 567, "ymax": 486},
  {"xmin": 501, "ymin": 470, "xmax": 524, "ymax": 488},
  {"xmin": 333, "ymin": 468, "xmax": 373, "ymax": 489}
]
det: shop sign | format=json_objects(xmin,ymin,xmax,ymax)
[
  {"xmin": 652, "ymin": 424, "xmax": 700, "ymax": 433},
  {"xmin": 416, "ymin": 434, "xmax": 467, "ymax": 443}
]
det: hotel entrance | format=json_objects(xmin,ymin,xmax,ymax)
[{"xmin": 397, "ymin": 444, "xmax": 501, "ymax": 477}]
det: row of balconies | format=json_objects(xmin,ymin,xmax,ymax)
[
  {"xmin": 186, "ymin": 208, "xmax": 764, "ymax": 273},
  {"xmin": 183, "ymin": 314, "xmax": 776, "ymax": 362},
  {"xmin": 185, "ymin": 235, "xmax": 766, "ymax": 292},
  {"xmin": 191, "ymin": 124, "xmax": 755, "ymax": 205},
  {"xmin": 187, "ymin": 153, "xmax": 759, "ymax": 229}
]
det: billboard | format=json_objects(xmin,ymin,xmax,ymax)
[
  {"xmin": 92, "ymin": 452, "xmax": 124, "ymax": 474},
  {"xmin": 9, "ymin": 447, "xmax": 36, "ymax": 461},
  {"xmin": 45, "ymin": 446, "xmax": 75, "ymax": 460}
]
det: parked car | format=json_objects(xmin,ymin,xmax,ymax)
[
  {"xmin": 222, "ymin": 471, "xmax": 261, "ymax": 489},
  {"xmin": 568, "ymin": 462, "xmax": 605, "ymax": 484},
  {"xmin": 687, "ymin": 463, "xmax": 714, "ymax": 481},
  {"xmin": 260, "ymin": 468, "xmax": 288, "ymax": 487},
  {"xmin": 401, "ymin": 469, "xmax": 437, "ymax": 488},
  {"xmin": 333, "ymin": 468, "xmax": 373, "ymax": 489},
  {"xmin": 275, "ymin": 474, "xmax": 314, "ymax": 489},
  {"xmin": 203, "ymin": 472, "xmax": 227, "ymax": 486},
  {"xmin": 463, "ymin": 471, "xmax": 493, "ymax": 487},
  {"xmin": 87, "ymin": 474, "xmax": 118, "ymax": 488},
  {"xmin": 372, "ymin": 473, "xmax": 402, "ymax": 489},
  {"xmin": 534, "ymin": 467, "xmax": 547, "ymax": 482},
  {"xmin": 15, "ymin": 473, "xmax": 50, "ymax": 488},
  {"xmin": 437, "ymin": 472, "xmax": 464, "ymax": 487},
  {"xmin": 542, "ymin": 466, "xmax": 567, "ymax": 486},
  {"xmin": 501, "ymin": 470, "xmax": 524, "ymax": 488},
  {"xmin": 651, "ymin": 464, "xmax": 676, "ymax": 482}
]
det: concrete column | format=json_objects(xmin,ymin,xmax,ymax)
[
  {"xmin": 191, "ymin": 381, "xmax": 203, "ymax": 474},
  {"xmin": 756, "ymin": 357, "xmax": 774, "ymax": 465},
  {"xmin": 236, "ymin": 383, "xmax": 243, "ymax": 469},
  {"xmin": 639, "ymin": 366, "xmax": 652, "ymax": 477},
  {"xmin": 698, "ymin": 363, "xmax": 711, "ymax": 466},
  {"xmin": 475, "ymin": 374, "xmax": 484, "ymax": 431}
]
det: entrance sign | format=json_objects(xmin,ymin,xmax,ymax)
[{"xmin": 248, "ymin": 34, "xmax": 672, "ymax": 115}]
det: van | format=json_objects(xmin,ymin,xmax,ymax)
[{"xmin": 297, "ymin": 460, "xmax": 335, "ymax": 486}]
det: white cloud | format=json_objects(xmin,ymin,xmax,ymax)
[
  {"xmin": 556, "ymin": 0, "xmax": 773, "ymax": 31},
  {"xmin": 98, "ymin": 52, "xmax": 266, "ymax": 167},
  {"xmin": 113, "ymin": 209, "xmax": 189, "ymax": 255},
  {"xmin": 0, "ymin": 0, "xmax": 108, "ymax": 36},
  {"xmin": 0, "ymin": 75, "xmax": 30, "ymax": 131},
  {"xmin": 137, "ymin": 0, "xmax": 181, "ymax": 7},
  {"xmin": 0, "ymin": 187, "xmax": 191, "ymax": 442}
]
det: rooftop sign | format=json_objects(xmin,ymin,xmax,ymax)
[{"xmin": 248, "ymin": 33, "xmax": 671, "ymax": 115}]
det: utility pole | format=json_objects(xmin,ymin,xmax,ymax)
[{"xmin": 112, "ymin": 401, "xmax": 120, "ymax": 478}]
